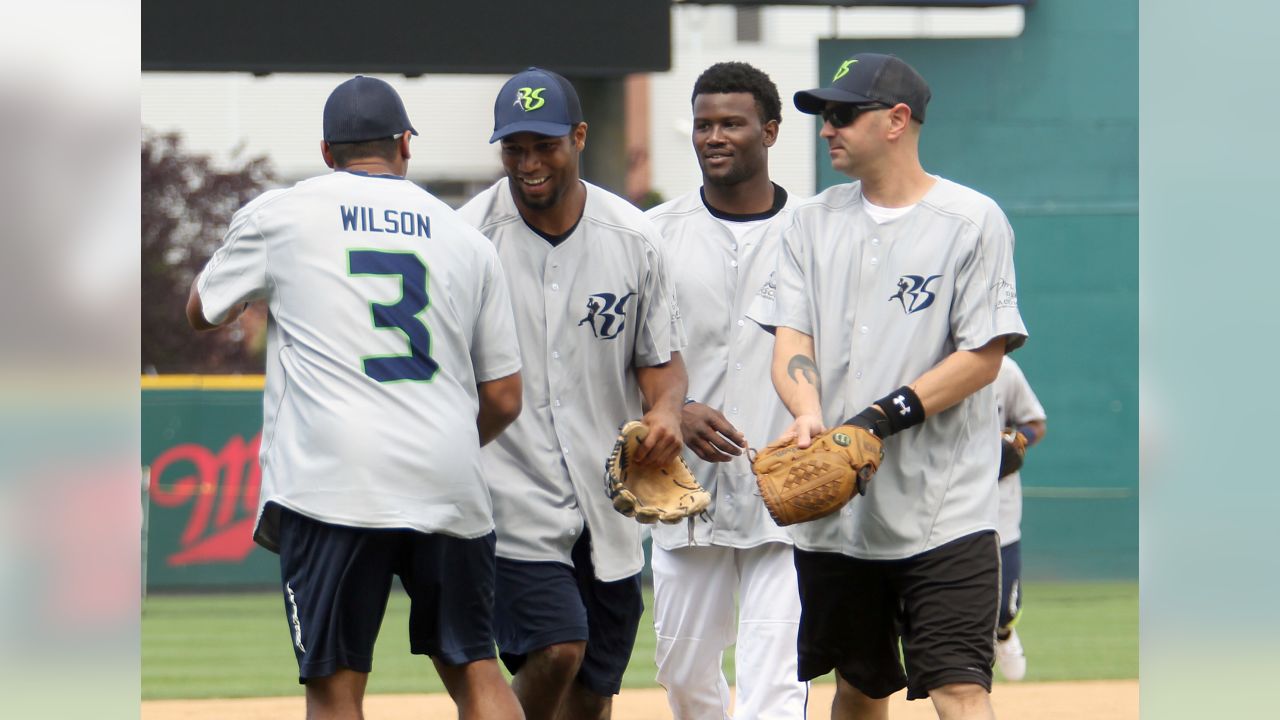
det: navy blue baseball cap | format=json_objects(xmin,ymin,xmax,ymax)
[
  {"xmin": 489, "ymin": 67, "xmax": 584, "ymax": 143},
  {"xmin": 794, "ymin": 53, "xmax": 931, "ymax": 123},
  {"xmin": 323, "ymin": 75, "xmax": 418, "ymax": 143}
]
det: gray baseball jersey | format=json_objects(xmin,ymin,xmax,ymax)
[
  {"xmin": 747, "ymin": 176, "xmax": 1028, "ymax": 560},
  {"xmin": 993, "ymin": 355, "xmax": 1046, "ymax": 547},
  {"xmin": 458, "ymin": 178, "xmax": 685, "ymax": 581},
  {"xmin": 196, "ymin": 171, "xmax": 523, "ymax": 552},
  {"xmin": 645, "ymin": 187, "xmax": 798, "ymax": 550}
]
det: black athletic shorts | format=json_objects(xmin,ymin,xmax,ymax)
[
  {"xmin": 275, "ymin": 503, "xmax": 499, "ymax": 683},
  {"xmin": 493, "ymin": 529, "xmax": 643, "ymax": 697},
  {"xmin": 794, "ymin": 530, "xmax": 1000, "ymax": 701}
]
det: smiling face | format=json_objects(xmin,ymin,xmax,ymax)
[
  {"xmin": 499, "ymin": 124, "xmax": 586, "ymax": 212},
  {"xmin": 692, "ymin": 92, "xmax": 777, "ymax": 188}
]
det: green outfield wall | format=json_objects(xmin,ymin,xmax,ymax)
[{"xmin": 815, "ymin": 0, "xmax": 1138, "ymax": 579}]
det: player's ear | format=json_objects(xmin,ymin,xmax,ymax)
[
  {"xmin": 762, "ymin": 118, "xmax": 780, "ymax": 148},
  {"xmin": 320, "ymin": 140, "xmax": 336, "ymax": 169},
  {"xmin": 399, "ymin": 132, "xmax": 412, "ymax": 161},
  {"xmin": 884, "ymin": 104, "xmax": 913, "ymax": 141},
  {"xmin": 572, "ymin": 122, "xmax": 588, "ymax": 152}
]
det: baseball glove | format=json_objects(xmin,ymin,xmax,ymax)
[
  {"xmin": 604, "ymin": 421, "xmax": 711, "ymax": 524},
  {"xmin": 751, "ymin": 425, "xmax": 883, "ymax": 526},
  {"xmin": 998, "ymin": 427, "xmax": 1029, "ymax": 478}
]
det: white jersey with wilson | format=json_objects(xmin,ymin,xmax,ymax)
[
  {"xmin": 993, "ymin": 355, "xmax": 1046, "ymax": 547},
  {"xmin": 459, "ymin": 179, "xmax": 685, "ymax": 581},
  {"xmin": 646, "ymin": 188, "xmax": 798, "ymax": 550},
  {"xmin": 748, "ymin": 176, "xmax": 1027, "ymax": 560},
  {"xmin": 196, "ymin": 171, "xmax": 522, "ymax": 552}
]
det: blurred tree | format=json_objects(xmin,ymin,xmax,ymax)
[{"xmin": 141, "ymin": 131, "xmax": 274, "ymax": 373}]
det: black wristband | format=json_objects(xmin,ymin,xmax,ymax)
[
  {"xmin": 841, "ymin": 386, "xmax": 925, "ymax": 438},
  {"xmin": 873, "ymin": 385, "xmax": 925, "ymax": 436}
]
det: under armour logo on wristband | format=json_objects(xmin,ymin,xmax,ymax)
[{"xmin": 893, "ymin": 395, "xmax": 911, "ymax": 416}]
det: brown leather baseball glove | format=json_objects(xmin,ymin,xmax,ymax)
[
  {"xmin": 998, "ymin": 427, "xmax": 1029, "ymax": 478},
  {"xmin": 751, "ymin": 424, "xmax": 883, "ymax": 526},
  {"xmin": 605, "ymin": 421, "xmax": 711, "ymax": 524}
]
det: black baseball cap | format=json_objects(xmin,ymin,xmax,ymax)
[
  {"xmin": 489, "ymin": 67, "xmax": 584, "ymax": 143},
  {"xmin": 794, "ymin": 53, "xmax": 931, "ymax": 124},
  {"xmin": 323, "ymin": 75, "xmax": 418, "ymax": 143}
]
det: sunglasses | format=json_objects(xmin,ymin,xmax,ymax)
[{"xmin": 820, "ymin": 102, "xmax": 892, "ymax": 129}]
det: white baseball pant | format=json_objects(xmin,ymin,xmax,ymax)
[{"xmin": 652, "ymin": 541, "xmax": 808, "ymax": 719}]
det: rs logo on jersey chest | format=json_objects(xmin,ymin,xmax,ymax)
[
  {"xmin": 889, "ymin": 274, "xmax": 943, "ymax": 315},
  {"xmin": 578, "ymin": 291, "xmax": 635, "ymax": 340}
]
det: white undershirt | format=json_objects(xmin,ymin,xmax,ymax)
[
  {"xmin": 713, "ymin": 216, "xmax": 770, "ymax": 243},
  {"xmin": 862, "ymin": 197, "xmax": 917, "ymax": 224}
]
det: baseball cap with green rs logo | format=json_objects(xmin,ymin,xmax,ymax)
[
  {"xmin": 793, "ymin": 53, "xmax": 931, "ymax": 123},
  {"xmin": 489, "ymin": 66, "xmax": 584, "ymax": 142}
]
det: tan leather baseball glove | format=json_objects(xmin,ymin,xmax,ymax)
[
  {"xmin": 751, "ymin": 424, "xmax": 883, "ymax": 526},
  {"xmin": 605, "ymin": 421, "xmax": 711, "ymax": 524}
]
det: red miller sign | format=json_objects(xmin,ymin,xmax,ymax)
[{"xmin": 149, "ymin": 433, "xmax": 262, "ymax": 566}]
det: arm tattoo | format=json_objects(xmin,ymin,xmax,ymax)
[{"xmin": 786, "ymin": 354, "xmax": 821, "ymax": 393}]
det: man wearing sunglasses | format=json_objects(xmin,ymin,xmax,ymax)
[{"xmin": 748, "ymin": 54, "xmax": 1028, "ymax": 719}]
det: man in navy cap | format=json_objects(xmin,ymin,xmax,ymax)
[
  {"xmin": 460, "ymin": 67, "xmax": 687, "ymax": 720},
  {"xmin": 187, "ymin": 74, "xmax": 526, "ymax": 719},
  {"xmin": 748, "ymin": 53, "xmax": 1027, "ymax": 719}
]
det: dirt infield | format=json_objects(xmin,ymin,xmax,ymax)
[{"xmin": 143, "ymin": 679, "xmax": 1136, "ymax": 719}]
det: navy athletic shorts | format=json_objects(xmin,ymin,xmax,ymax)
[
  {"xmin": 275, "ymin": 503, "xmax": 499, "ymax": 683},
  {"xmin": 493, "ymin": 529, "xmax": 643, "ymax": 697},
  {"xmin": 794, "ymin": 530, "xmax": 1000, "ymax": 701},
  {"xmin": 998, "ymin": 540, "xmax": 1022, "ymax": 630}
]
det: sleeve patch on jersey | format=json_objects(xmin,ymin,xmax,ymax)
[
  {"xmin": 757, "ymin": 271, "xmax": 777, "ymax": 300},
  {"xmin": 993, "ymin": 278, "xmax": 1018, "ymax": 310}
]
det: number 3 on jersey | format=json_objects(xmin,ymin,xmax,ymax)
[{"xmin": 348, "ymin": 249, "xmax": 439, "ymax": 383}]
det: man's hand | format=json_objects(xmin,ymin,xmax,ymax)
[
  {"xmin": 781, "ymin": 413, "xmax": 826, "ymax": 450},
  {"xmin": 681, "ymin": 403, "xmax": 747, "ymax": 463},
  {"xmin": 634, "ymin": 406, "xmax": 683, "ymax": 467}
]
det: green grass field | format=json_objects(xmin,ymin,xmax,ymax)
[{"xmin": 142, "ymin": 581, "xmax": 1137, "ymax": 700}]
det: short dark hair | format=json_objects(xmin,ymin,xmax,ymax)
[
  {"xmin": 327, "ymin": 137, "xmax": 399, "ymax": 167},
  {"xmin": 691, "ymin": 62, "xmax": 782, "ymax": 125}
]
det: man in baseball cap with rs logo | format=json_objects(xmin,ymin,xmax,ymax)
[
  {"xmin": 460, "ymin": 67, "xmax": 688, "ymax": 720},
  {"xmin": 749, "ymin": 52, "xmax": 1027, "ymax": 720}
]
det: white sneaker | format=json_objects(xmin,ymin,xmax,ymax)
[{"xmin": 995, "ymin": 628, "xmax": 1027, "ymax": 681}]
